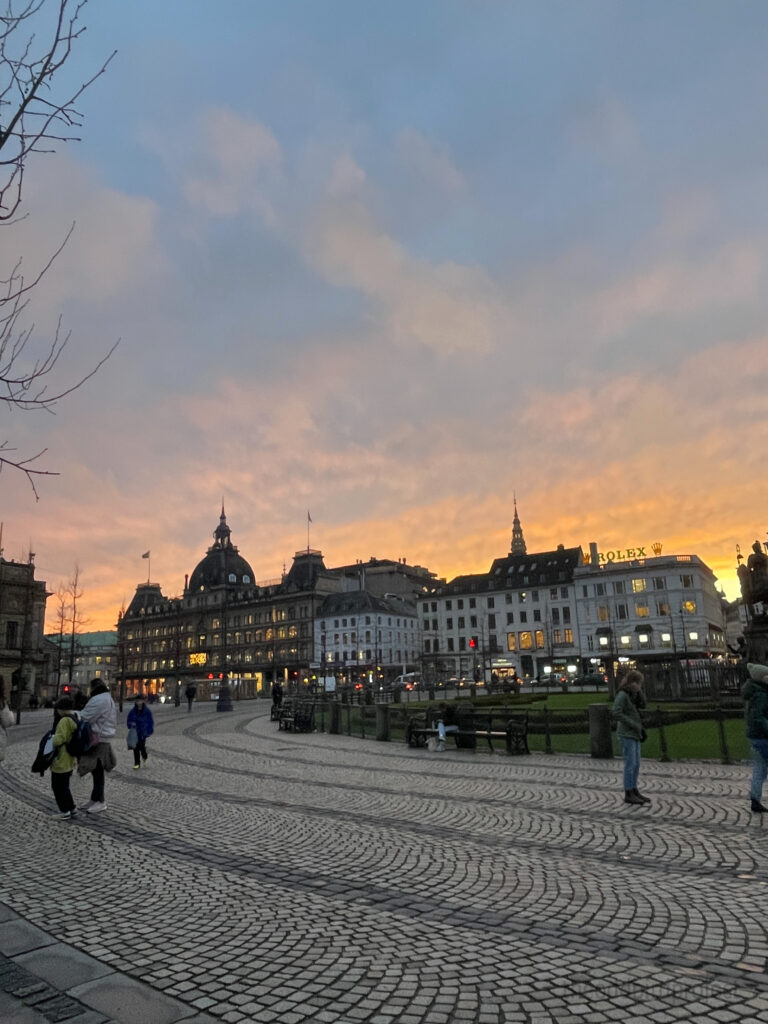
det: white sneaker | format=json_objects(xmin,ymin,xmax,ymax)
[
  {"xmin": 51, "ymin": 810, "xmax": 75, "ymax": 819},
  {"xmin": 86, "ymin": 801, "xmax": 107, "ymax": 814},
  {"xmin": 79, "ymin": 800, "xmax": 94, "ymax": 812}
]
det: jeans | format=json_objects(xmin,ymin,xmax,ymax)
[
  {"xmin": 749, "ymin": 739, "xmax": 768, "ymax": 800},
  {"xmin": 51, "ymin": 771, "xmax": 75, "ymax": 813},
  {"xmin": 437, "ymin": 722, "xmax": 458, "ymax": 741},
  {"xmin": 90, "ymin": 761, "xmax": 105, "ymax": 803},
  {"xmin": 620, "ymin": 737, "xmax": 641, "ymax": 791},
  {"xmin": 133, "ymin": 738, "xmax": 148, "ymax": 766}
]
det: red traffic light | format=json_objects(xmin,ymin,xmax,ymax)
[
  {"xmin": 207, "ymin": 673, "xmax": 214, "ymax": 679},
  {"xmin": 468, "ymin": 636, "xmax": 477, "ymax": 649},
  {"xmin": 63, "ymin": 684, "xmax": 70, "ymax": 693}
]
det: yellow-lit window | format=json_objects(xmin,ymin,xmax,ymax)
[
  {"xmin": 598, "ymin": 605, "xmax": 609, "ymax": 622},
  {"xmin": 682, "ymin": 600, "xmax": 696, "ymax": 614},
  {"xmin": 635, "ymin": 602, "xmax": 649, "ymax": 617},
  {"xmin": 534, "ymin": 630, "xmax": 544, "ymax": 649},
  {"xmin": 632, "ymin": 579, "xmax": 646, "ymax": 593},
  {"xmin": 519, "ymin": 632, "xmax": 533, "ymax": 650},
  {"xmin": 506, "ymin": 633, "xmax": 516, "ymax": 651}
]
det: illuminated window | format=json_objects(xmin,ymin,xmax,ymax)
[
  {"xmin": 682, "ymin": 600, "xmax": 696, "ymax": 614},
  {"xmin": 535, "ymin": 630, "xmax": 544, "ymax": 649},
  {"xmin": 620, "ymin": 635, "xmax": 632, "ymax": 648},
  {"xmin": 598, "ymin": 605, "xmax": 609, "ymax": 622},
  {"xmin": 632, "ymin": 579, "xmax": 646, "ymax": 593},
  {"xmin": 689, "ymin": 631, "xmax": 699, "ymax": 641},
  {"xmin": 519, "ymin": 632, "xmax": 533, "ymax": 650},
  {"xmin": 564, "ymin": 629, "xmax": 573, "ymax": 644},
  {"xmin": 635, "ymin": 602, "xmax": 649, "ymax": 617},
  {"xmin": 553, "ymin": 629, "xmax": 562, "ymax": 644},
  {"xmin": 638, "ymin": 633, "xmax": 649, "ymax": 645},
  {"xmin": 506, "ymin": 634, "xmax": 516, "ymax": 651}
]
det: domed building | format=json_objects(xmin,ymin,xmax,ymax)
[{"xmin": 186, "ymin": 506, "xmax": 256, "ymax": 594}]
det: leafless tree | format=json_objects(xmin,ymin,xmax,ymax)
[
  {"xmin": 1, "ymin": 0, "xmax": 117, "ymax": 497},
  {"xmin": 65, "ymin": 561, "xmax": 88, "ymax": 685},
  {"xmin": 48, "ymin": 579, "xmax": 69, "ymax": 694}
]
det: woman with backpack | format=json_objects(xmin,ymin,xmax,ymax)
[
  {"xmin": 127, "ymin": 695, "xmax": 154, "ymax": 769},
  {"xmin": 76, "ymin": 679, "xmax": 117, "ymax": 814},
  {"xmin": 50, "ymin": 695, "xmax": 79, "ymax": 819}
]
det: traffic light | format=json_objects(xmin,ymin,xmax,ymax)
[
  {"xmin": 469, "ymin": 636, "xmax": 478, "ymax": 649},
  {"xmin": 63, "ymin": 684, "xmax": 70, "ymax": 694}
]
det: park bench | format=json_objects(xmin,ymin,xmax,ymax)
[
  {"xmin": 278, "ymin": 699, "xmax": 316, "ymax": 733},
  {"xmin": 406, "ymin": 707, "xmax": 529, "ymax": 755}
]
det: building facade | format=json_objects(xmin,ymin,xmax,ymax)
[
  {"xmin": 0, "ymin": 552, "xmax": 50, "ymax": 708},
  {"xmin": 117, "ymin": 508, "xmax": 436, "ymax": 700}
]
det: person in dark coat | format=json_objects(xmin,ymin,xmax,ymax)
[
  {"xmin": 743, "ymin": 663, "xmax": 768, "ymax": 813},
  {"xmin": 127, "ymin": 695, "xmax": 154, "ymax": 770},
  {"xmin": 612, "ymin": 670, "xmax": 650, "ymax": 806},
  {"xmin": 185, "ymin": 684, "xmax": 197, "ymax": 712}
]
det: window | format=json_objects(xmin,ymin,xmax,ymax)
[
  {"xmin": 617, "ymin": 603, "xmax": 628, "ymax": 620},
  {"xmin": 582, "ymin": 586, "xmax": 588, "ymax": 598},
  {"xmin": 660, "ymin": 632, "xmax": 672, "ymax": 647},
  {"xmin": 488, "ymin": 614, "xmax": 496, "ymax": 629},
  {"xmin": 506, "ymin": 612, "xmax": 514, "ymax": 625},
  {"xmin": 657, "ymin": 600, "xmax": 670, "ymax": 616},
  {"xmin": 431, "ymin": 602, "xmax": 437, "ymax": 612},
  {"xmin": 596, "ymin": 583, "xmax": 605, "ymax": 596},
  {"xmin": 532, "ymin": 590, "xmax": 539, "ymax": 602},
  {"xmin": 681, "ymin": 574, "xmax": 693, "ymax": 588},
  {"xmin": 520, "ymin": 611, "xmax": 528, "ymax": 624},
  {"xmin": 551, "ymin": 587, "xmax": 558, "ymax": 599},
  {"xmin": 506, "ymin": 633, "xmax": 516, "ymax": 652},
  {"xmin": 682, "ymin": 599, "xmax": 696, "ymax": 614},
  {"xmin": 552, "ymin": 608, "xmax": 560, "ymax": 625},
  {"xmin": 488, "ymin": 597, "xmax": 495, "ymax": 609},
  {"xmin": 469, "ymin": 598, "xmax": 476, "ymax": 608},
  {"xmin": 620, "ymin": 635, "xmax": 632, "ymax": 648},
  {"xmin": 519, "ymin": 631, "xmax": 533, "ymax": 650},
  {"xmin": 446, "ymin": 600, "xmax": 452, "ymax": 610},
  {"xmin": 635, "ymin": 601, "xmax": 650, "ymax": 618},
  {"xmin": 562, "ymin": 607, "xmax": 571, "ymax": 624},
  {"xmin": 470, "ymin": 615, "xmax": 478, "ymax": 628},
  {"xmin": 561, "ymin": 587, "xmax": 568, "ymax": 599},
  {"xmin": 459, "ymin": 637, "xmax": 466, "ymax": 650},
  {"xmin": 564, "ymin": 629, "xmax": 573, "ymax": 644},
  {"xmin": 447, "ymin": 638, "xmax": 454, "ymax": 651},
  {"xmin": 457, "ymin": 600, "xmax": 464, "ymax": 609},
  {"xmin": 653, "ymin": 577, "xmax": 665, "ymax": 590},
  {"xmin": 5, "ymin": 621, "xmax": 18, "ymax": 648},
  {"xmin": 458, "ymin": 617, "xmax": 465, "ymax": 629},
  {"xmin": 534, "ymin": 630, "xmax": 544, "ymax": 649},
  {"xmin": 553, "ymin": 629, "xmax": 562, "ymax": 644},
  {"xmin": 446, "ymin": 618, "xmax": 453, "ymax": 630},
  {"xmin": 533, "ymin": 609, "xmax": 541, "ymax": 622},
  {"xmin": 597, "ymin": 605, "xmax": 609, "ymax": 622},
  {"xmin": 615, "ymin": 581, "xmax": 625, "ymax": 594}
]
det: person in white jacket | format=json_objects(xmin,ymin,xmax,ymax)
[{"xmin": 76, "ymin": 679, "xmax": 117, "ymax": 813}]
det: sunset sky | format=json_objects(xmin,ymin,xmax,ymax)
[{"xmin": 3, "ymin": 0, "xmax": 768, "ymax": 631}]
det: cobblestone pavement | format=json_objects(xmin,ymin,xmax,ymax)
[{"xmin": 2, "ymin": 702, "xmax": 768, "ymax": 1024}]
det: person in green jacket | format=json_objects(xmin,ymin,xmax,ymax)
[
  {"xmin": 50, "ymin": 695, "xmax": 79, "ymax": 819},
  {"xmin": 743, "ymin": 663, "xmax": 768, "ymax": 813},
  {"xmin": 612, "ymin": 670, "xmax": 650, "ymax": 806}
]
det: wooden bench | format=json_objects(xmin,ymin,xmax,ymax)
[
  {"xmin": 278, "ymin": 699, "xmax": 315, "ymax": 733},
  {"xmin": 406, "ymin": 709, "xmax": 529, "ymax": 755}
]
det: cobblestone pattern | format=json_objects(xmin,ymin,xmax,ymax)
[
  {"xmin": 2, "ymin": 705, "xmax": 768, "ymax": 1023},
  {"xmin": 0, "ymin": 952, "xmax": 106, "ymax": 1021}
]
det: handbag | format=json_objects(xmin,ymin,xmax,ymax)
[
  {"xmin": 0, "ymin": 704, "xmax": 14, "ymax": 729},
  {"xmin": 126, "ymin": 727, "xmax": 138, "ymax": 750}
]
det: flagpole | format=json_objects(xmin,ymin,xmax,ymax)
[{"xmin": 307, "ymin": 511, "xmax": 311, "ymax": 553}]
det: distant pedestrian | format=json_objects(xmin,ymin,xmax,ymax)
[
  {"xmin": 0, "ymin": 675, "xmax": 12, "ymax": 764},
  {"xmin": 49, "ymin": 695, "xmax": 78, "ymax": 819},
  {"xmin": 127, "ymin": 695, "xmax": 154, "ymax": 769},
  {"xmin": 612, "ymin": 670, "xmax": 650, "ymax": 806},
  {"xmin": 185, "ymin": 683, "xmax": 197, "ymax": 712},
  {"xmin": 271, "ymin": 680, "xmax": 283, "ymax": 711},
  {"xmin": 76, "ymin": 679, "xmax": 117, "ymax": 814},
  {"xmin": 742, "ymin": 663, "xmax": 768, "ymax": 813}
]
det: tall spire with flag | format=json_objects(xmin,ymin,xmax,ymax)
[{"xmin": 510, "ymin": 495, "xmax": 527, "ymax": 555}]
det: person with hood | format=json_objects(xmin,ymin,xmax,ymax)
[
  {"xmin": 743, "ymin": 663, "xmax": 768, "ymax": 813},
  {"xmin": 127, "ymin": 695, "xmax": 154, "ymax": 769},
  {"xmin": 76, "ymin": 679, "xmax": 117, "ymax": 814},
  {"xmin": 50, "ymin": 695, "xmax": 78, "ymax": 819},
  {"xmin": 611, "ymin": 670, "xmax": 650, "ymax": 806}
]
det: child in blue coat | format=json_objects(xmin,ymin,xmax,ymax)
[{"xmin": 127, "ymin": 695, "xmax": 154, "ymax": 769}]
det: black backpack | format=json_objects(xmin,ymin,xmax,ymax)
[
  {"xmin": 66, "ymin": 718, "xmax": 94, "ymax": 758},
  {"xmin": 30, "ymin": 729, "xmax": 57, "ymax": 776}
]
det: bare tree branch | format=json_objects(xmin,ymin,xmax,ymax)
[{"xmin": 0, "ymin": 0, "xmax": 118, "ymax": 496}]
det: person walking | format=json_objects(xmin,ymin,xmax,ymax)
[
  {"xmin": 185, "ymin": 683, "xmax": 197, "ymax": 712},
  {"xmin": 742, "ymin": 663, "xmax": 768, "ymax": 813},
  {"xmin": 0, "ymin": 675, "xmax": 12, "ymax": 764},
  {"xmin": 49, "ymin": 695, "xmax": 78, "ymax": 819},
  {"xmin": 127, "ymin": 695, "xmax": 154, "ymax": 769},
  {"xmin": 612, "ymin": 670, "xmax": 650, "ymax": 806},
  {"xmin": 76, "ymin": 679, "xmax": 117, "ymax": 814}
]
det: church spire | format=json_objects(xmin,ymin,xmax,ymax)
[{"xmin": 510, "ymin": 495, "xmax": 527, "ymax": 555}]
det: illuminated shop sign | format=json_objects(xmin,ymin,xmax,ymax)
[
  {"xmin": 189, "ymin": 652, "xmax": 207, "ymax": 665},
  {"xmin": 595, "ymin": 543, "xmax": 662, "ymax": 563}
]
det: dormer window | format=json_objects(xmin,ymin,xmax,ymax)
[
  {"xmin": 243, "ymin": 575, "xmax": 251, "ymax": 584},
  {"xmin": 228, "ymin": 573, "xmax": 237, "ymax": 583}
]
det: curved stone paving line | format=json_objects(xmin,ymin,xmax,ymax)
[{"xmin": 2, "ymin": 706, "xmax": 768, "ymax": 1023}]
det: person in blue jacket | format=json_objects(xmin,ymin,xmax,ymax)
[{"xmin": 127, "ymin": 695, "xmax": 154, "ymax": 769}]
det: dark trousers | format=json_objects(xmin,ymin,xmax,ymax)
[
  {"xmin": 90, "ymin": 761, "xmax": 105, "ymax": 803},
  {"xmin": 51, "ymin": 771, "xmax": 75, "ymax": 813},
  {"xmin": 187, "ymin": 698, "xmax": 193, "ymax": 711},
  {"xmin": 133, "ymin": 738, "xmax": 148, "ymax": 766}
]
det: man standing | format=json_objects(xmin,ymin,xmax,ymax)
[
  {"xmin": 76, "ymin": 679, "xmax": 117, "ymax": 814},
  {"xmin": 185, "ymin": 683, "xmax": 197, "ymax": 712}
]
